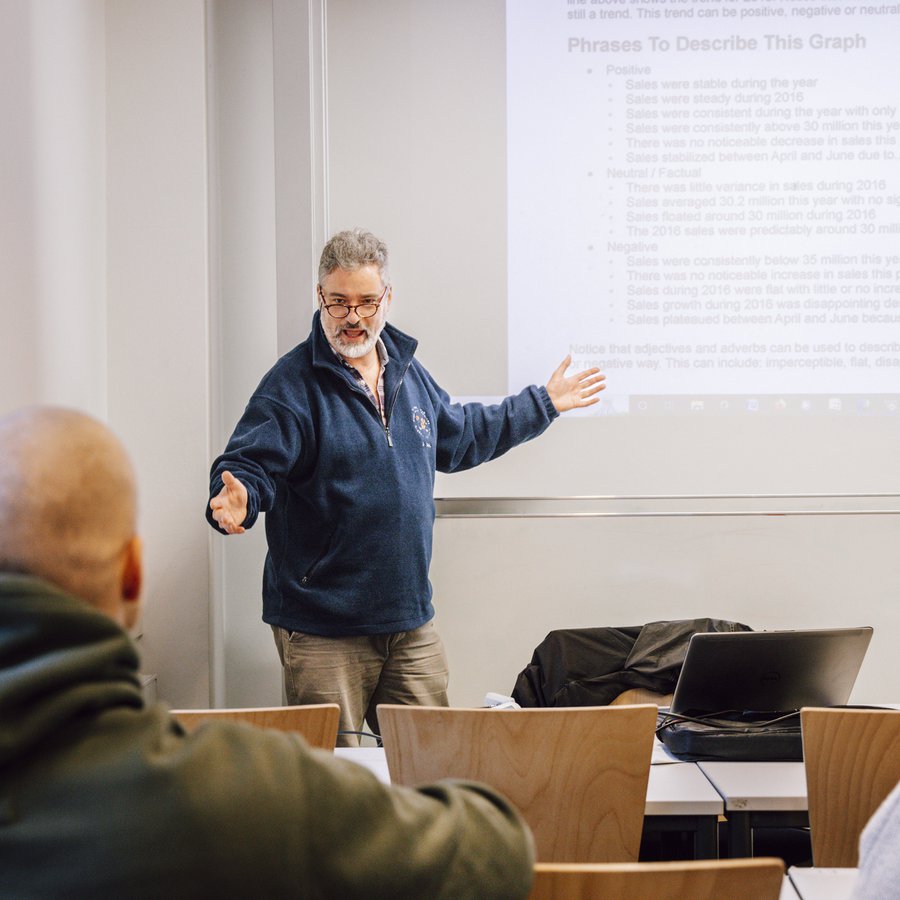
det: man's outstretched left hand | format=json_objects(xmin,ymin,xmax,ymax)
[{"xmin": 545, "ymin": 355, "xmax": 606, "ymax": 413}]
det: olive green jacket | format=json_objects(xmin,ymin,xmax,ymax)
[{"xmin": 0, "ymin": 574, "xmax": 534, "ymax": 899}]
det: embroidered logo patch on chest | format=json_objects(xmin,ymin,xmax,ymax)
[{"xmin": 411, "ymin": 406, "xmax": 433, "ymax": 445}]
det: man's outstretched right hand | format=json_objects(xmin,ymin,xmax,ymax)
[{"xmin": 209, "ymin": 470, "xmax": 248, "ymax": 534}]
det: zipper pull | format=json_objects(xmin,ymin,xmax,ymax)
[{"xmin": 386, "ymin": 425, "xmax": 394, "ymax": 447}]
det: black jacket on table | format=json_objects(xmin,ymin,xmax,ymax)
[
  {"xmin": 0, "ymin": 574, "xmax": 534, "ymax": 899},
  {"xmin": 512, "ymin": 617, "xmax": 752, "ymax": 707}
]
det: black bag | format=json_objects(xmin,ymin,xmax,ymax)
[{"xmin": 656, "ymin": 711, "xmax": 802, "ymax": 762}]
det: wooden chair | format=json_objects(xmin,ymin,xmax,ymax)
[
  {"xmin": 529, "ymin": 858, "xmax": 785, "ymax": 900},
  {"xmin": 170, "ymin": 704, "xmax": 340, "ymax": 750},
  {"xmin": 801, "ymin": 706, "xmax": 900, "ymax": 866},
  {"xmin": 378, "ymin": 704, "xmax": 657, "ymax": 862},
  {"xmin": 609, "ymin": 687, "xmax": 673, "ymax": 707}
]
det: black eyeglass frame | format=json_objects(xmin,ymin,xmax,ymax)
[{"xmin": 317, "ymin": 283, "xmax": 389, "ymax": 319}]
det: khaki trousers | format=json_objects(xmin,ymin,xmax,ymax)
[{"xmin": 272, "ymin": 621, "xmax": 450, "ymax": 747}]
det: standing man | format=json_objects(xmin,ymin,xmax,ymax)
[{"xmin": 207, "ymin": 228, "xmax": 605, "ymax": 745}]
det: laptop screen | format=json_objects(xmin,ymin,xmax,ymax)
[{"xmin": 669, "ymin": 627, "xmax": 874, "ymax": 716}]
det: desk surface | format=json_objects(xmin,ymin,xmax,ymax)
[
  {"xmin": 333, "ymin": 751, "xmax": 864, "ymax": 877},
  {"xmin": 788, "ymin": 867, "xmax": 859, "ymax": 900},
  {"xmin": 645, "ymin": 761, "xmax": 723, "ymax": 816},
  {"xmin": 335, "ymin": 747, "xmax": 390, "ymax": 783},
  {"xmin": 334, "ymin": 747, "xmax": 724, "ymax": 817},
  {"xmin": 697, "ymin": 761, "xmax": 808, "ymax": 812}
]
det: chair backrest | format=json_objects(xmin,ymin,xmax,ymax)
[
  {"xmin": 802, "ymin": 706, "xmax": 900, "ymax": 866},
  {"xmin": 170, "ymin": 704, "xmax": 340, "ymax": 750},
  {"xmin": 609, "ymin": 688, "xmax": 673, "ymax": 707},
  {"xmin": 529, "ymin": 858, "xmax": 785, "ymax": 900},
  {"xmin": 378, "ymin": 704, "xmax": 657, "ymax": 862}
]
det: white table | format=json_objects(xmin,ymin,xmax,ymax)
[
  {"xmin": 336, "ymin": 746, "xmax": 725, "ymax": 858},
  {"xmin": 335, "ymin": 746, "xmax": 390, "ymax": 783},
  {"xmin": 644, "ymin": 762, "xmax": 723, "ymax": 858},
  {"xmin": 788, "ymin": 867, "xmax": 859, "ymax": 900},
  {"xmin": 698, "ymin": 761, "xmax": 808, "ymax": 858}
]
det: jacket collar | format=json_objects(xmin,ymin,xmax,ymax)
[{"xmin": 309, "ymin": 310, "xmax": 418, "ymax": 373}]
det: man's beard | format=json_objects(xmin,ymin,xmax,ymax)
[{"xmin": 331, "ymin": 319, "xmax": 383, "ymax": 359}]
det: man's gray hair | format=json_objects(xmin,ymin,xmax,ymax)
[{"xmin": 318, "ymin": 228, "xmax": 390, "ymax": 285}]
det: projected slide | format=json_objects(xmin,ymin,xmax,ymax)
[{"xmin": 508, "ymin": 0, "xmax": 900, "ymax": 415}]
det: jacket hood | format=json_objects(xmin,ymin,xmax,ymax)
[{"xmin": 0, "ymin": 573, "xmax": 143, "ymax": 770}]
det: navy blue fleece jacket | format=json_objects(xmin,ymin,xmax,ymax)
[{"xmin": 207, "ymin": 311, "xmax": 558, "ymax": 636}]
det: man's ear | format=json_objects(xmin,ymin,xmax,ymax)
[
  {"xmin": 119, "ymin": 536, "xmax": 143, "ymax": 631},
  {"xmin": 121, "ymin": 536, "xmax": 143, "ymax": 602}
]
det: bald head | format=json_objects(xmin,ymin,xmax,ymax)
[{"xmin": 0, "ymin": 407, "xmax": 140, "ymax": 620}]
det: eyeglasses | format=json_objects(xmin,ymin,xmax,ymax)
[{"xmin": 318, "ymin": 284, "xmax": 388, "ymax": 319}]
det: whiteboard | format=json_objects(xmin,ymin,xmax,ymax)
[{"xmin": 325, "ymin": 0, "xmax": 900, "ymax": 498}]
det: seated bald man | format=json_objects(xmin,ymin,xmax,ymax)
[{"xmin": 0, "ymin": 406, "xmax": 533, "ymax": 899}]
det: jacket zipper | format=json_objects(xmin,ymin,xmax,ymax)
[
  {"xmin": 300, "ymin": 525, "xmax": 338, "ymax": 585},
  {"xmin": 383, "ymin": 361, "xmax": 412, "ymax": 448},
  {"xmin": 332, "ymin": 358, "xmax": 411, "ymax": 448}
]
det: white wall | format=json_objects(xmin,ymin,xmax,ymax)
[
  {"xmin": 1, "ymin": 0, "xmax": 212, "ymax": 707},
  {"xmin": 0, "ymin": 0, "xmax": 38, "ymax": 411},
  {"xmin": 206, "ymin": 0, "xmax": 281, "ymax": 707},
  {"xmin": 105, "ymin": 0, "xmax": 212, "ymax": 707},
  {"xmin": 1, "ymin": 0, "xmax": 318, "ymax": 710},
  {"xmin": 0, "ymin": 0, "xmax": 106, "ymax": 416},
  {"xmin": 432, "ymin": 512, "xmax": 900, "ymax": 707}
]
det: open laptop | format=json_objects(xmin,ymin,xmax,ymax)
[
  {"xmin": 669, "ymin": 626, "xmax": 874, "ymax": 716},
  {"xmin": 658, "ymin": 626, "xmax": 874, "ymax": 761}
]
